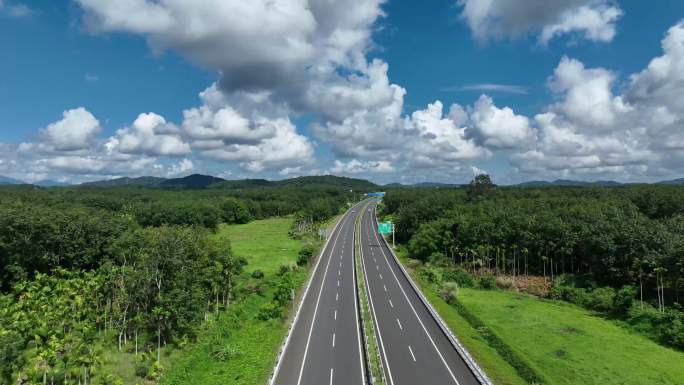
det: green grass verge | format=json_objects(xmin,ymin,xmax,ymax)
[
  {"xmin": 161, "ymin": 216, "xmax": 340, "ymax": 385},
  {"xmin": 396, "ymin": 251, "xmax": 527, "ymax": 385},
  {"xmin": 457, "ymin": 288, "xmax": 684, "ymax": 385},
  {"xmin": 215, "ymin": 217, "xmax": 303, "ymax": 274}
]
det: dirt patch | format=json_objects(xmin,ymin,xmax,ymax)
[{"xmin": 560, "ymin": 327, "xmax": 581, "ymax": 335}]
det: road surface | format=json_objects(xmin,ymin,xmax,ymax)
[
  {"xmin": 359, "ymin": 202, "xmax": 481, "ymax": 385},
  {"xmin": 273, "ymin": 202, "xmax": 366, "ymax": 385}
]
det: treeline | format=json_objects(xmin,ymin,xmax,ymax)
[
  {"xmin": 381, "ymin": 182, "xmax": 684, "ymax": 350},
  {"xmin": 0, "ymin": 185, "xmax": 350, "ymax": 384}
]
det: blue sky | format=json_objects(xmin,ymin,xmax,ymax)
[{"xmin": 1, "ymin": 1, "xmax": 684, "ymax": 184}]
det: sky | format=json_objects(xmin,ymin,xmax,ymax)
[{"xmin": 1, "ymin": 0, "xmax": 684, "ymax": 185}]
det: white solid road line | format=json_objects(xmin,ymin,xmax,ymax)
[
  {"xmin": 397, "ymin": 318, "xmax": 403, "ymax": 330},
  {"xmin": 370, "ymin": 208, "xmax": 461, "ymax": 385},
  {"xmin": 295, "ymin": 213, "xmax": 350, "ymax": 385},
  {"xmin": 408, "ymin": 345, "xmax": 416, "ymax": 362}
]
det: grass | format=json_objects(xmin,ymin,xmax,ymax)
[
  {"xmin": 396, "ymin": 251, "xmax": 527, "ymax": 385},
  {"xmin": 456, "ymin": 288, "xmax": 684, "ymax": 385},
  {"xmin": 161, "ymin": 215, "xmax": 341, "ymax": 385},
  {"xmin": 215, "ymin": 217, "xmax": 302, "ymax": 274}
]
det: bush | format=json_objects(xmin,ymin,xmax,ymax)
[
  {"xmin": 278, "ymin": 264, "xmax": 293, "ymax": 276},
  {"xmin": 210, "ymin": 344, "xmax": 241, "ymax": 362},
  {"xmin": 417, "ymin": 265, "xmax": 443, "ymax": 285},
  {"xmin": 297, "ymin": 244, "xmax": 316, "ymax": 266},
  {"xmin": 257, "ymin": 302, "xmax": 282, "ymax": 321},
  {"xmin": 477, "ymin": 275, "xmax": 496, "ymax": 290},
  {"xmin": 495, "ymin": 276, "xmax": 516, "ymax": 290},
  {"xmin": 439, "ymin": 282, "xmax": 459, "ymax": 304},
  {"xmin": 550, "ymin": 284, "xmax": 587, "ymax": 305},
  {"xmin": 251, "ymin": 270, "xmax": 264, "ymax": 279},
  {"xmin": 613, "ymin": 285, "xmax": 636, "ymax": 315},
  {"xmin": 584, "ymin": 287, "xmax": 616, "ymax": 312},
  {"xmin": 659, "ymin": 307, "xmax": 684, "ymax": 349},
  {"xmin": 442, "ymin": 267, "xmax": 474, "ymax": 288},
  {"xmin": 405, "ymin": 258, "xmax": 423, "ymax": 270}
]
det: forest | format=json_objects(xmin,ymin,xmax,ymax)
[
  {"xmin": 381, "ymin": 178, "xmax": 684, "ymax": 351},
  {"xmin": 0, "ymin": 183, "xmax": 352, "ymax": 385}
]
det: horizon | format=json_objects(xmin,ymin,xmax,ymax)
[{"xmin": 2, "ymin": 1, "xmax": 684, "ymax": 185}]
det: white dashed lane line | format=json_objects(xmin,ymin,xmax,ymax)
[{"xmin": 408, "ymin": 345, "xmax": 416, "ymax": 362}]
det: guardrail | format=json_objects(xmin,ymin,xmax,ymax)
[{"xmin": 372, "ymin": 209, "xmax": 493, "ymax": 385}]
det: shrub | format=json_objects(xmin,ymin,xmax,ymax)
[
  {"xmin": 251, "ymin": 270, "xmax": 264, "ymax": 279},
  {"xmin": 405, "ymin": 258, "xmax": 423, "ymax": 270},
  {"xmin": 658, "ymin": 307, "xmax": 684, "ymax": 349},
  {"xmin": 278, "ymin": 264, "xmax": 293, "ymax": 276},
  {"xmin": 257, "ymin": 302, "xmax": 282, "ymax": 321},
  {"xmin": 495, "ymin": 276, "xmax": 516, "ymax": 290},
  {"xmin": 584, "ymin": 287, "xmax": 616, "ymax": 312},
  {"xmin": 418, "ymin": 265, "xmax": 443, "ymax": 285},
  {"xmin": 442, "ymin": 267, "xmax": 474, "ymax": 288},
  {"xmin": 297, "ymin": 244, "xmax": 316, "ymax": 266},
  {"xmin": 439, "ymin": 282, "xmax": 459, "ymax": 304},
  {"xmin": 613, "ymin": 285, "xmax": 636, "ymax": 315},
  {"xmin": 477, "ymin": 275, "xmax": 496, "ymax": 290},
  {"xmin": 210, "ymin": 344, "xmax": 241, "ymax": 362}
]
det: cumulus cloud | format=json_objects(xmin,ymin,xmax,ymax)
[
  {"xmin": 107, "ymin": 112, "xmax": 191, "ymax": 156},
  {"xmin": 511, "ymin": 21, "xmax": 684, "ymax": 180},
  {"xmin": 331, "ymin": 159, "xmax": 394, "ymax": 174},
  {"xmin": 457, "ymin": 0, "xmax": 622, "ymax": 44},
  {"xmin": 467, "ymin": 95, "xmax": 536, "ymax": 149},
  {"xmin": 41, "ymin": 107, "xmax": 100, "ymax": 151}
]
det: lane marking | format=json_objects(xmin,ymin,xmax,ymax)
[
  {"xmin": 338, "ymin": 270, "xmax": 341, "ymax": 276},
  {"xmin": 384, "ymin": 284, "xmax": 387, "ymax": 292},
  {"xmin": 336, "ymin": 293, "xmax": 339, "ymax": 301},
  {"xmin": 370, "ymin": 207, "xmax": 460, "ymax": 385},
  {"xmin": 337, "ymin": 280, "xmax": 340, "ymax": 287},
  {"xmin": 334, "ymin": 310, "xmax": 337, "ymax": 320},
  {"xmin": 295, "ymin": 211, "xmax": 351, "ymax": 385},
  {"xmin": 332, "ymin": 333, "xmax": 336, "ymax": 348},
  {"xmin": 397, "ymin": 318, "xmax": 403, "ymax": 330},
  {"xmin": 376, "ymin": 265, "xmax": 379, "ymax": 270},
  {"xmin": 330, "ymin": 368, "xmax": 334, "ymax": 385},
  {"xmin": 379, "ymin": 273, "xmax": 383, "ymax": 280},
  {"xmin": 408, "ymin": 345, "xmax": 416, "ymax": 362},
  {"xmin": 389, "ymin": 299, "xmax": 394, "ymax": 308}
]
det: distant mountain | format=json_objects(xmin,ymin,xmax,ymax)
[
  {"xmin": 657, "ymin": 178, "xmax": 684, "ymax": 185},
  {"xmin": 160, "ymin": 174, "xmax": 224, "ymax": 189},
  {"xmin": 212, "ymin": 175, "xmax": 378, "ymax": 190},
  {"xmin": 34, "ymin": 180, "xmax": 69, "ymax": 187},
  {"xmin": 81, "ymin": 176, "xmax": 167, "ymax": 188},
  {"xmin": 0, "ymin": 175, "xmax": 25, "ymax": 185},
  {"xmin": 383, "ymin": 181, "xmax": 462, "ymax": 188},
  {"xmin": 513, "ymin": 179, "xmax": 623, "ymax": 188}
]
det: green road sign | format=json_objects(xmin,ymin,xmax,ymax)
[{"xmin": 378, "ymin": 221, "xmax": 392, "ymax": 234}]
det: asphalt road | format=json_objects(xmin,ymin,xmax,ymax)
[
  {"xmin": 272, "ymin": 202, "xmax": 366, "ymax": 385},
  {"xmin": 359, "ymin": 203, "xmax": 481, "ymax": 385}
]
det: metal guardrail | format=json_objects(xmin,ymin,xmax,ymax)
[{"xmin": 372, "ymin": 210, "xmax": 494, "ymax": 385}]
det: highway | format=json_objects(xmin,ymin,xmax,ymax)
[
  {"xmin": 272, "ymin": 202, "xmax": 366, "ymax": 385},
  {"xmin": 359, "ymin": 202, "xmax": 481, "ymax": 385}
]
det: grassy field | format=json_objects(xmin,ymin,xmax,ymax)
[
  {"xmin": 215, "ymin": 217, "xmax": 303, "ymax": 274},
  {"xmin": 456, "ymin": 288, "xmax": 684, "ymax": 385},
  {"xmin": 161, "ymin": 215, "xmax": 340, "ymax": 385}
]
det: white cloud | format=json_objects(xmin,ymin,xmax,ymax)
[
  {"xmin": 549, "ymin": 56, "xmax": 630, "ymax": 128},
  {"xmin": 444, "ymin": 83, "xmax": 528, "ymax": 94},
  {"xmin": 0, "ymin": 0, "xmax": 31, "ymax": 17},
  {"xmin": 107, "ymin": 112, "xmax": 191, "ymax": 156},
  {"xmin": 468, "ymin": 95, "xmax": 536, "ymax": 149},
  {"xmin": 540, "ymin": 3, "xmax": 623, "ymax": 44},
  {"xmin": 166, "ymin": 158, "xmax": 194, "ymax": 176},
  {"xmin": 457, "ymin": 0, "xmax": 622, "ymax": 44},
  {"xmin": 41, "ymin": 107, "xmax": 100, "ymax": 151},
  {"xmin": 331, "ymin": 158, "xmax": 394, "ymax": 174}
]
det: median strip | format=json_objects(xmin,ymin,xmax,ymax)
[{"xmin": 354, "ymin": 204, "xmax": 386, "ymax": 385}]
